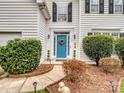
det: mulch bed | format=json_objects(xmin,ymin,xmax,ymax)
[
  {"xmin": 47, "ymin": 65, "xmax": 124, "ymax": 93},
  {"xmin": 9, "ymin": 64, "xmax": 54, "ymax": 78}
]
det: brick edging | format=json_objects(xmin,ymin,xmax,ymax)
[
  {"xmin": 8, "ymin": 65, "xmax": 54, "ymax": 78},
  {"xmin": 45, "ymin": 76, "xmax": 66, "ymax": 93}
]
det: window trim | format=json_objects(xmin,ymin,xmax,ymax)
[
  {"xmin": 114, "ymin": 0, "xmax": 123, "ymax": 13},
  {"xmin": 90, "ymin": 0, "xmax": 99, "ymax": 13}
]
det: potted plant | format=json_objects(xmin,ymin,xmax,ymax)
[
  {"xmin": 73, "ymin": 50, "xmax": 76, "ymax": 59},
  {"xmin": 47, "ymin": 50, "xmax": 50, "ymax": 61}
]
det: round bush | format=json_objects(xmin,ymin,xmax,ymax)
[
  {"xmin": 99, "ymin": 57, "xmax": 121, "ymax": 73},
  {"xmin": 0, "ymin": 38, "xmax": 42, "ymax": 74},
  {"xmin": 83, "ymin": 34, "xmax": 113, "ymax": 66},
  {"xmin": 115, "ymin": 37, "xmax": 124, "ymax": 67}
]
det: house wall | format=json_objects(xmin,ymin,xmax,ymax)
[
  {"xmin": 79, "ymin": 0, "xmax": 124, "ymax": 62},
  {"xmin": 0, "ymin": 0, "xmax": 38, "ymax": 38},
  {"xmin": 0, "ymin": 0, "xmax": 47, "ymax": 62},
  {"xmin": 45, "ymin": 0, "xmax": 79, "ymax": 59},
  {"xmin": 38, "ymin": 7, "xmax": 47, "ymax": 63}
]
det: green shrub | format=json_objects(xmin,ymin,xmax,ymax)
[
  {"xmin": 99, "ymin": 57, "xmax": 121, "ymax": 73},
  {"xmin": 115, "ymin": 37, "xmax": 124, "ymax": 67},
  {"xmin": 83, "ymin": 34, "xmax": 113, "ymax": 66},
  {"xmin": 0, "ymin": 38, "xmax": 42, "ymax": 74}
]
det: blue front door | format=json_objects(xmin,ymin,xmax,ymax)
[{"xmin": 57, "ymin": 35, "xmax": 67, "ymax": 58}]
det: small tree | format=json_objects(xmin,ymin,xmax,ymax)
[
  {"xmin": 115, "ymin": 37, "xmax": 124, "ymax": 67},
  {"xmin": 83, "ymin": 34, "xmax": 113, "ymax": 66}
]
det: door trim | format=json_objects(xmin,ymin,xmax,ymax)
[{"xmin": 50, "ymin": 28, "xmax": 74, "ymax": 60}]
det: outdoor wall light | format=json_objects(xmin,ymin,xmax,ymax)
[
  {"xmin": 48, "ymin": 34, "xmax": 50, "ymax": 39},
  {"xmin": 33, "ymin": 82, "xmax": 38, "ymax": 93}
]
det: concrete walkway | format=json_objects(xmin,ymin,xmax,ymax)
[{"xmin": 0, "ymin": 65, "xmax": 65, "ymax": 93}]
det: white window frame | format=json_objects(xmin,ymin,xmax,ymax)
[
  {"xmin": 57, "ymin": 2, "xmax": 68, "ymax": 22},
  {"xmin": 114, "ymin": 0, "xmax": 123, "ymax": 13},
  {"xmin": 90, "ymin": 0, "xmax": 99, "ymax": 13},
  {"xmin": 87, "ymin": 31, "xmax": 122, "ymax": 38}
]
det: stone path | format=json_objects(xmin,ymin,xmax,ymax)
[{"xmin": 0, "ymin": 65, "xmax": 65, "ymax": 93}]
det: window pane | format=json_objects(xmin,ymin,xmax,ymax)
[
  {"xmin": 91, "ymin": 0, "xmax": 98, "ymax": 4},
  {"xmin": 120, "ymin": 33, "xmax": 124, "ymax": 37},
  {"xmin": 115, "ymin": 5, "xmax": 122, "ymax": 12},
  {"xmin": 58, "ymin": 14, "xmax": 67, "ymax": 21},
  {"xmin": 114, "ymin": 0, "xmax": 123, "ymax": 13},
  {"xmin": 91, "ymin": 5, "xmax": 98, "ymax": 12},
  {"xmin": 112, "ymin": 33, "xmax": 119, "ymax": 38},
  {"xmin": 88, "ymin": 32, "xmax": 93, "ymax": 35},
  {"xmin": 115, "ymin": 0, "xmax": 123, "ymax": 5},
  {"xmin": 57, "ymin": 3, "xmax": 67, "ymax": 22},
  {"xmin": 94, "ymin": 32, "xmax": 101, "ymax": 35},
  {"xmin": 103, "ymin": 33, "xmax": 110, "ymax": 35}
]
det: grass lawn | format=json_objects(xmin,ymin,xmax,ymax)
[
  {"xmin": 21, "ymin": 89, "xmax": 48, "ymax": 93},
  {"xmin": 120, "ymin": 79, "xmax": 124, "ymax": 93}
]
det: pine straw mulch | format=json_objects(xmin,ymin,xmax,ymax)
[
  {"xmin": 9, "ymin": 64, "xmax": 54, "ymax": 78},
  {"xmin": 47, "ymin": 65, "xmax": 124, "ymax": 93}
]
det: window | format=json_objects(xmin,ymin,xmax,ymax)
[
  {"xmin": 87, "ymin": 31, "xmax": 123, "ymax": 38},
  {"xmin": 120, "ymin": 33, "xmax": 124, "ymax": 37},
  {"xmin": 90, "ymin": 0, "xmax": 99, "ymax": 13},
  {"xmin": 88, "ymin": 32, "xmax": 93, "ymax": 35},
  {"xmin": 114, "ymin": 0, "xmax": 123, "ymax": 13},
  {"xmin": 57, "ymin": 3, "xmax": 68, "ymax": 22}
]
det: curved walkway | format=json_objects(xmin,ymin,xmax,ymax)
[{"xmin": 0, "ymin": 65, "xmax": 65, "ymax": 93}]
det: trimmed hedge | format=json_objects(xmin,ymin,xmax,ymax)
[
  {"xmin": 83, "ymin": 34, "xmax": 113, "ymax": 66},
  {"xmin": 115, "ymin": 37, "xmax": 124, "ymax": 67},
  {"xmin": 99, "ymin": 57, "xmax": 121, "ymax": 73},
  {"xmin": 0, "ymin": 38, "xmax": 42, "ymax": 74}
]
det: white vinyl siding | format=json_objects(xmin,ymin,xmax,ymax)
[
  {"xmin": 38, "ymin": 8, "xmax": 47, "ymax": 63},
  {"xmin": 0, "ymin": 32, "xmax": 21, "ymax": 45},
  {"xmin": 0, "ymin": 0, "xmax": 38, "ymax": 38},
  {"xmin": 0, "ymin": 0, "xmax": 47, "ymax": 63}
]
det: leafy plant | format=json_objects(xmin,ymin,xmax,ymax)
[
  {"xmin": 0, "ymin": 38, "xmax": 42, "ymax": 74},
  {"xmin": 115, "ymin": 37, "xmax": 124, "ymax": 67},
  {"xmin": 99, "ymin": 57, "xmax": 121, "ymax": 73},
  {"xmin": 63, "ymin": 60, "xmax": 88, "ymax": 82},
  {"xmin": 47, "ymin": 50, "xmax": 50, "ymax": 58},
  {"xmin": 83, "ymin": 34, "xmax": 113, "ymax": 66},
  {"xmin": 73, "ymin": 50, "xmax": 76, "ymax": 59}
]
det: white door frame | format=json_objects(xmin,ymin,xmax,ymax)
[{"xmin": 50, "ymin": 28, "xmax": 74, "ymax": 59}]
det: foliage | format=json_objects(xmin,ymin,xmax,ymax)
[
  {"xmin": 0, "ymin": 66, "xmax": 4, "ymax": 75},
  {"xmin": 99, "ymin": 57, "xmax": 121, "ymax": 73},
  {"xmin": 73, "ymin": 50, "xmax": 76, "ymax": 59},
  {"xmin": 63, "ymin": 60, "xmax": 88, "ymax": 82},
  {"xmin": 115, "ymin": 37, "xmax": 124, "ymax": 67},
  {"xmin": 21, "ymin": 89, "xmax": 48, "ymax": 93},
  {"xmin": 0, "ymin": 38, "xmax": 42, "ymax": 74},
  {"xmin": 47, "ymin": 50, "xmax": 50, "ymax": 58},
  {"xmin": 83, "ymin": 34, "xmax": 113, "ymax": 66},
  {"xmin": 120, "ymin": 79, "xmax": 124, "ymax": 93}
]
